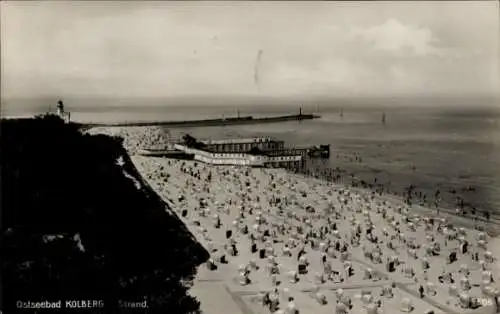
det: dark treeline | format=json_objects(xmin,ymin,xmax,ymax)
[
  {"xmin": 182, "ymin": 134, "xmax": 207, "ymax": 150},
  {"xmin": 1, "ymin": 115, "xmax": 209, "ymax": 313}
]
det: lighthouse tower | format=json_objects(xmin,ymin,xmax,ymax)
[
  {"xmin": 57, "ymin": 100, "xmax": 64, "ymax": 116},
  {"xmin": 56, "ymin": 100, "xmax": 70, "ymax": 123}
]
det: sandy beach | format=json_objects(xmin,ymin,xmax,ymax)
[{"xmin": 90, "ymin": 126, "xmax": 500, "ymax": 314}]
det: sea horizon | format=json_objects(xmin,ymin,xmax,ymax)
[{"xmin": 2, "ymin": 94, "xmax": 500, "ymax": 123}]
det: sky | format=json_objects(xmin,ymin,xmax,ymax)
[{"xmin": 1, "ymin": 1, "xmax": 499, "ymax": 103}]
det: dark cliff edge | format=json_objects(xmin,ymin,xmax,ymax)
[
  {"xmin": 1, "ymin": 115, "xmax": 209, "ymax": 313},
  {"xmin": 78, "ymin": 113, "xmax": 320, "ymax": 129}
]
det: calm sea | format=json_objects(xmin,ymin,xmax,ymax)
[{"xmin": 3, "ymin": 98, "xmax": 500, "ymax": 221}]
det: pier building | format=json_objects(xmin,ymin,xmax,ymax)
[
  {"xmin": 173, "ymin": 141, "xmax": 303, "ymax": 169},
  {"xmin": 140, "ymin": 135, "xmax": 327, "ymax": 169},
  {"xmin": 201, "ymin": 137, "xmax": 285, "ymax": 153}
]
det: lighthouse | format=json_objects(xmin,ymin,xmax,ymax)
[
  {"xmin": 57, "ymin": 100, "xmax": 64, "ymax": 117},
  {"xmin": 56, "ymin": 100, "xmax": 70, "ymax": 123}
]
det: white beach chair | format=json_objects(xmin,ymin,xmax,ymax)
[
  {"xmin": 288, "ymin": 270, "xmax": 298, "ymax": 284},
  {"xmin": 408, "ymin": 248, "xmax": 418, "ymax": 259},
  {"xmin": 366, "ymin": 303, "xmax": 378, "ymax": 314},
  {"xmin": 399, "ymin": 297, "xmax": 414, "ymax": 313},
  {"xmin": 460, "ymin": 277, "xmax": 471, "ymax": 291},
  {"xmin": 478, "ymin": 240, "xmax": 487, "ymax": 249},
  {"xmin": 421, "ymin": 258, "xmax": 430, "ymax": 269},
  {"xmin": 484, "ymin": 251, "xmax": 494, "ymax": 263},
  {"xmin": 335, "ymin": 288, "xmax": 344, "ymax": 300},
  {"xmin": 478, "ymin": 232, "xmax": 487, "ymax": 242},
  {"xmin": 459, "ymin": 292, "xmax": 471, "ymax": 309},
  {"xmin": 335, "ymin": 303, "xmax": 348, "ymax": 314},
  {"xmin": 380, "ymin": 286, "xmax": 394, "ymax": 298},
  {"xmin": 314, "ymin": 292, "xmax": 327, "ymax": 305},
  {"xmin": 448, "ymin": 284, "xmax": 458, "ymax": 297},
  {"xmin": 459, "ymin": 264, "xmax": 469, "ymax": 276},
  {"xmin": 482, "ymin": 270, "xmax": 493, "ymax": 284},
  {"xmin": 361, "ymin": 293, "xmax": 373, "ymax": 305},
  {"xmin": 426, "ymin": 282, "xmax": 437, "ymax": 296}
]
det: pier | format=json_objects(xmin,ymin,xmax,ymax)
[
  {"xmin": 165, "ymin": 135, "xmax": 332, "ymax": 169},
  {"xmin": 78, "ymin": 113, "xmax": 320, "ymax": 129}
]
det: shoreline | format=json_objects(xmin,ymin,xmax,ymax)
[
  {"xmin": 301, "ymin": 161, "xmax": 500, "ymax": 226},
  {"xmin": 286, "ymin": 170, "xmax": 500, "ymax": 238}
]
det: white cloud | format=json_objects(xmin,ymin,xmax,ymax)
[{"xmin": 351, "ymin": 18, "xmax": 442, "ymax": 56}]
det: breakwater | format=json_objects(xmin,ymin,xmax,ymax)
[{"xmin": 78, "ymin": 113, "xmax": 319, "ymax": 128}]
